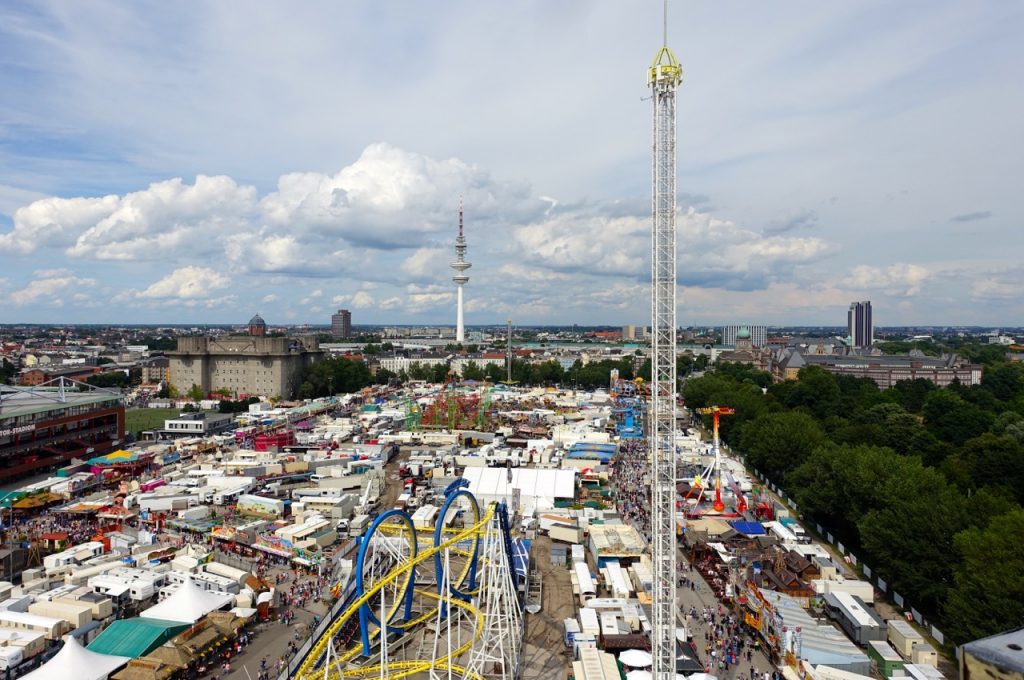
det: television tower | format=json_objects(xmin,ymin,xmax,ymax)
[
  {"xmin": 648, "ymin": 2, "xmax": 682, "ymax": 679},
  {"xmin": 451, "ymin": 197, "xmax": 471, "ymax": 342}
]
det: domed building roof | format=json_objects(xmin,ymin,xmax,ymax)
[
  {"xmin": 736, "ymin": 326, "xmax": 751, "ymax": 340},
  {"xmin": 248, "ymin": 313, "xmax": 266, "ymax": 328}
]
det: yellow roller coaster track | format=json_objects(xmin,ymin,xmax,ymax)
[{"xmin": 292, "ymin": 505, "xmax": 499, "ymax": 680}]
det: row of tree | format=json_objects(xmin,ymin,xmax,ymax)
[{"xmin": 682, "ymin": 358, "xmax": 1024, "ymax": 645}]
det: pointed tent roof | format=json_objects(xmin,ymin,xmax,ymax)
[
  {"xmin": 23, "ymin": 635, "xmax": 131, "ymax": 680},
  {"xmin": 140, "ymin": 577, "xmax": 234, "ymax": 624}
]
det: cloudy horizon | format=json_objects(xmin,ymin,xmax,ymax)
[{"xmin": 1, "ymin": 2, "xmax": 1021, "ymax": 327}]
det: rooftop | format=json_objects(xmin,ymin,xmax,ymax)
[{"xmin": 0, "ymin": 384, "xmax": 122, "ymax": 419}]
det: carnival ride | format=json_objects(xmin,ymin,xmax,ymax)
[
  {"xmin": 611, "ymin": 378, "xmax": 646, "ymax": 440},
  {"xmin": 288, "ymin": 480, "xmax": 522, "ymax": 680},
  {"xmin": 419, "ymin": 374, "xmax": 495, "ymax": 432},
  {"xmin": 684, "ymin": 406, "xmax": 736, "ymax": 515}
]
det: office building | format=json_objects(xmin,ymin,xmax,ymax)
[
  {"xmin": 848, "ymin": 301, "xmax": 873, "ymax": 348},
  {"xmin": 722, "ymin": 325, "xmax": 767, "ymax": 348},
  {"xmin": 331, "ymin": 309, "xmax": 352, "ymax": 339}
]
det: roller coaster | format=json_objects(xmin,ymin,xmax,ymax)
[{"xmin": 283, "ymin": 480, "xmax": 523, "ymax": 680}]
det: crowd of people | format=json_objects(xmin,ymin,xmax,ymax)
[
  {"xmin": 612, "ymin": 438, "xmax": 652, "ymax": 542},
  {"xmin": 610, "ymin": 439, "xmax": 781, "ymax": 679}
]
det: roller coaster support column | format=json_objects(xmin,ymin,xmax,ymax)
[{"xmin": 464, "ymin": 501, "xmax": 522, "ymax": 680}]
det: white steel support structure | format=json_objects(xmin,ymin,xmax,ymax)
[
  {"xmin": 463, "ymin": 511, "xmax": 521, "ymax": 680},
  {"xmin": 647, "ymin": 10, "xmax": 682, "ymax": 680},
  {"xmin": 451, "ymin": 198, "xmax": 471, "ymax": 343}
]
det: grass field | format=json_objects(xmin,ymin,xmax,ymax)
[{"xmin": 125, "ymin": 408, "xmax": 221, "ymax": 436}]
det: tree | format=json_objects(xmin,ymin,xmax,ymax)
[
  {"xmin": 945, "ymin": 508, "xmax": 1024, "ymax": 644},
  {"xmin": 461, "ymin": 362, "xmax": 485, "ymax": 381},
  {"xmin": 945, "ymin": 433, "xmax": 1024, "ymax": 504},
  {"xmin": 187, "ymin": 384, "xmax": 204, "ymax": 401},
  {"xmin": 786, "ymin": 366, "xmax": 841, "ymax": 419},
  {"xmin": 738, "ymin": 411, "xmax": 827, "ymax": 481},
  {"xmin": 857, "ymin": 463, "xmax": 968, "ymax": 616},
  {"xmin": 484, "ymin": 363, "xmax": 505, "ymax": 383},
  {"xmin": 981, "ymin": 363, "xmax": 1024, "ymax": 402},
  {"xmin": 86, "ymin": 372, "xmax": 130, "ymax": 389},
  {"xmin": 922, "ymin": 389, "xmax": 994, "ymax": 448},
  {"xmin": 374, "ymin": 368, "xmax": 398, "ymax": 385}
]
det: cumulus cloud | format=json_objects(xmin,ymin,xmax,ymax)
[
  {"xmin": 849, "ymin": 263, "xmax": 931, "ymax": 296},
  {"xmin": 513, "ymin": 205, "xmax": 831, "ymax": 290},
  {"xmin": 2, "ymin": 177, "xmax": 256, "ymax": 260},
  {"xmin": 8, "ymin": 270, "xmax": 97, "ymax": 306},
  {"xmin": 137, "ymin": 266, "xmax": 230, "ymax": 299},
  {"xmin": 970, "ymin": 274, "xmax": 1019, "ymax": 301},
  {"xmin": 401, "ymin": 247, "xmax": 450, "ymax": 279},
  {"xmin": 259, "ymin": 143, "xmax": 540, "ymax": 249}
]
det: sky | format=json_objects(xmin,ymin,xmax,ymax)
[{"xmin": 0, "ymin": 1, "xmax": 1021, "ymax": 327}]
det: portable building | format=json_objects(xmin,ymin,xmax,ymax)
[
  {"xmin": 0, "ymin": 610, "xmax": 65, "ymax": 640},
  {"xmin": 550, "ymin": 523, "xmax": 584, "ymax": 545},
  {"xmin": 578, "ymin": 607, "xmax": 600, "ymax": 636},
  {"xmin": 866, "ymin": 640, "xmax": 904, "ymax": 677},
  {"xmin": 564, "ymin": 617, "xmax": 581, "ymax": 647},
  {"xmin": 912, "ymin": 642, "xmax": 938, "ymax": 667},
  {"xmin": 28, "ymin": 601, "xmax": 92, "ymax": 630},
  {"xmin": 823, "ymin": 592, "xmax": 886, "ymax": 645},
  {"xmin": 887, "ymin": 619, "xmax": 925, "ymax": 658},
  {"xmin": 574, "ymin": 562, "xmax": 596, "ymax": 598}
]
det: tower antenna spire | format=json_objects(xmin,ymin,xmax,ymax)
[{"xmin": 663, "ymin": 0, "xmax": 668, "ymax": 47}]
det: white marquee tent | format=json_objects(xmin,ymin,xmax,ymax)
[
  {"xmin": 140, "ymin": 577, "xmax": 234, "ymax": 624},
  {"xmin": 22, "ymin": 635, "xmax": 130, "ymax": 680},
  {"xmin": 461, "ymin": 467, "xmax": 576, "ymax": 515}
]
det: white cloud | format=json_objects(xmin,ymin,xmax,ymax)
[
  {"xmin": 971, "ymin": 276, "xmax": 1018, "ymax": 301},
  {"xmin": 1, "ymin": 195, "xmax": 121, "ymax": 254},
  {"xmin": 261, "ymin": 293, "xmax": 279, "ymax": 303},
  {"xmin": 2, "ymin": 177, "xmax": 256, "ymax": 261},
  {"xmin": 8, "ymin": 272, "xmax": 97, "ymax": 306},
  {"xmin": 513, "ymin": 206, "xmax": 831, "ymax": 290},
  {"xmin": 849, "ymin": 263, "xmax": 931, "ymax": 296},
  {"xmin": 401, "ymin": 247, "xmax": 449, "ymax": 279},
  {"xmin": 259, "ymin": 143, "xmax": 539, "ymax": 249},
  {"xmin": 137, "ymin": 266, "xmax": 230, "ymax": 299},
  {"xmin": 351, "ymin": 291, "xmax": 376, "ymax": 309}
]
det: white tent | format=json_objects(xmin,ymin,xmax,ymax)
[
  {"xmin": 141, "ymin": 577, "xmax": 234, "ymax": 624},
  {"xmin": 22, "ymin": 636, "xmax": 130, "ymax": 680},
  {"xmin": 620, "ymin": 649, "xmax": 654, "ymax": 667}
]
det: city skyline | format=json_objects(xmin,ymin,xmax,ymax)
[{"xmin": 0, "ymin": 2, "xmax": 1022, "ymax": 326}]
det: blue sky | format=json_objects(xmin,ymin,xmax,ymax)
[{"xmin": 0, "ymin": 1, "xmax": 1021, "ymax": 326}]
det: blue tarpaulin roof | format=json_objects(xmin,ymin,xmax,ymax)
[
  {"xmin": 730, "ymin": 521, "xmax": 767, "ymax": 536},
  {"xmin": 512, "ymin": 538, "xmax": 531, "ymax": 578}
]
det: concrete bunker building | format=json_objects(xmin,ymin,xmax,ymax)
[{"xmin": 168, "ymin": 316, "xmax": 324, "ymax": 399}]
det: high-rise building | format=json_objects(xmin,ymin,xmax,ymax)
[
  {"xmin": 722, "ymin": 325, "xmax": 767, "ymax": 348},
  {"xmin": 848, "ymin": 301, "xmax": 873, "ymax": 348},
  {"xmin": 450, "ymin": 198, "xmax": 471, "ymax": 342},
  {"xmin": 331, "ymin": 309, "xmax": 352, "ymax": 338}
]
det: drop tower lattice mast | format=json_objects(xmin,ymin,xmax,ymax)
[
  {"xmin": 648, "ymin": 3, "xmax": 683, "ymax": 679},
  {"xmin": 451, "ymin": 197, "xmax": 471, "ymax": 343}
]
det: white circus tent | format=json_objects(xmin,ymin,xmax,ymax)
[
  {"xmin": 140, "ymin": 577, "xmax": 234, "ymax": 624},
  {"xmin": 22, "ymin": 635, "xmax": 130, "ymax": 680}
]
